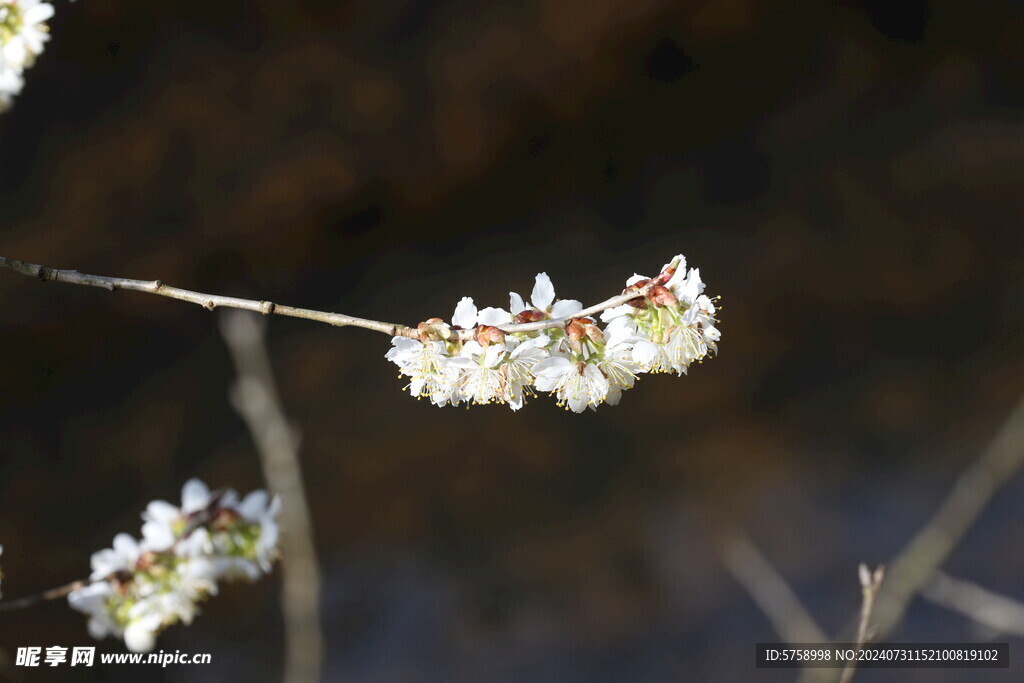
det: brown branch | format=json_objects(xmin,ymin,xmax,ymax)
[
  {"xmin": 717, "ymin": 529, "xmax": 828, "ymax": 645},
  {"xmin": 922, "ymin": 571, "xmax": 1024, "ymax": 637},
  {"xmin": 220, "ymin": 311, "xmax": 323, "ymax": 683},
  {"xmin": 838, "ymin": 564, "xmax": 885, "ymax": 683},
  {"xmin": 869, "ymin": 392, "xmax": 1024, "ymax": 639},
  {"xmin": 0, "ymin": 255, "xmax": 413, "ymax": 337},
  {"xmin": 0, "ymin": 255, "xmax": 651, "ymax": 340},
  {"xmin": 0, "ymin": 579, "xmax": 88, "ymax": 612}
]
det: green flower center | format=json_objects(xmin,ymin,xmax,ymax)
[{"xmin": 0, "ymin": 3, "xmax": 24, "ymax": 45}]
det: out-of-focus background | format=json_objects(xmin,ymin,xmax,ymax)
[{"xmin": 0, "ymin": 0, "xmax": 1022, "ymax": 680}]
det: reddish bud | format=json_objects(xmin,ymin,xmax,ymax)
[
  {"xmin": 476, "ymin": 325, "xmax": 506, "ymax": 346},
  {"xmin": 627, "ymin": 297, "xmax": 647, "ymax": 309},
  {"xmin": 565, "ymin": 320, "xmax": 586, "ymax": 341},
  {"xmin": 625, "ymin": 278, "xmax": 650, "ymax": 293},
  {"xmin": 649, "ymin": 285, "xmax": 678, "ymax": 308},
  {"xmin": 514, "ymin": 309, "xmax": 546, "ymax": 324},
  {"xmin": 135, "ymin": 552, "xmax": 159, "ymax": 572},
  {"xmin": 212, "ymin": 507, "xmax": 242, "ymax": 531},
  {"xmin": 652, "ymin": 267, "xmax": 676, "ymax": 286}
]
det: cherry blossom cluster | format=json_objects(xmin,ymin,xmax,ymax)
[
  {"xmin": 67, "ymin": 479, "xmax": 280, "ymax": 652},
  {"xmin": 386, "ymin": 254, "xmax": 720, "ymax": 412},
  {"xmin": 0, "ymin": 0, "xmax": 55, "ymax": 111}
]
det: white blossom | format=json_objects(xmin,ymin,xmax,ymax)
[
  {"xmin": 0, "ymin": 0, "xmax": 55, "ymax": 111},
  {"xmin": 68, "ymin": 478, "xmax": 281, "ymax": 652},
  {"xmin": 533, "ymin": 357, "xmax": 610, "ymax": 412},
  {"xmin": 384, "ymin": 253, "xmax": 720, "ymax": 411},
  {"xmin": 510, "ymin": 272, "xmax": 582, "ymax": 319}
]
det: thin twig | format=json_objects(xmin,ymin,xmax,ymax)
[
  {"xmin": 717, "ymin": 529, "xmax": 828, "ymax": 644},
  {"xmin": 0, "ymin": 255, "xmax": 650, "ymax": 340},
  {"xmin": 220, "ymin": 311, "xmax": 323, "ymax": 683},
  {"xmin": 838, "ymin": 564, "xmax": 885, "ymax": 683},
  {"xmin": 0, "ymin": 579, "xmax": 87, "ymax": 612},
  {"xmin": 922, "ymin": 571, "xmax": 1024, "ymax": 637}
]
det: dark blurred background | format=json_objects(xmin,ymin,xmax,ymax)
[{"xmin": 0, "ymin": 0, "xmax": 1022, "ymax": 680}]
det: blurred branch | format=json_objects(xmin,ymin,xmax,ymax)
[
  {"xmin": 717, "ymin": 529, "xmax": 827, "ymax": 644},
  {"xmin": 870, "ymin": 392, "xmax": 1024, "ymax": 639},
  {"xmin": 0, "ymin": 579, "xmax": 86, "ymax": 613},
  {"xmin": 220, "ymin": 311, "xmax": 323, "ymax": 683},
  {"xmin": 922, "ymin": 572, "xmax": 1024, "ymax": 638},
  {"xmin": 837, "ymin": 564, "xmax": 884, "ymax": 683},
  {"xmin": 0, "ymin": 255, "xmax": 653, "ymax": 340}
]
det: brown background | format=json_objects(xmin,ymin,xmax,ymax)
[{"xmin": 0, "ymin": 0, "xmax": 1022, "ymax": 680}]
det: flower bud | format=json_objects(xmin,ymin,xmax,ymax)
[
  {"xmin": 514, "ymin": 309, "xmax": 546, "ymax": 324},
  {"xmin": 475, "ymin": 325, "xmax": 506, "ymax": 346},
  {"xmin": 417, "ymin": 318, "xmax": 452, "ymax": 342},
  {"xmin": 649, "ymin": 285, "xmax": 678, "ymax": 308},
  {"xmin": 652, "ymin": 267, "xmax": 676, "ymax": 286},
  {"xmin": 212, "ymin": 507, "xmax": 242, "ymax": 531},
  {"xmin": 565, "ymin": 320, "xmax": 586, "ymax": 341}
]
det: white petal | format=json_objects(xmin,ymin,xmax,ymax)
[
  {"xmin": 139, "ymin": 528, "xmax": 175, "ymax": 552},
  {"xmin": 25, "ymin": 5, "xmax": 55, "ymax": 24},
  {"xmin": 477, "ymin": 307, "xmax": 512, "ymax": 325},
  {"xmin": 181, "ymin": 479, "xmax": 211, "ymax": 514},
  {"xmin": 567, "ymin": 394, "xmax": 588, "ymax": 413},
  {"xmin": 532, "ymin": 356, "xmax": 571, "ymax": 378},
  {"xmin": 238, "ymin": 490, "xmax": 269, "ymax": 520},
  {"xmin": 600, "ymin": 305, "xmax": 633, "ymax": 322},
  {"xmin": 531, "ymin": 273, "xmax": 555, "ymax": 310},
  {"xmin": 481, "ymin": 344, "xmax": 505, "ymax": 367},
  {"xmin": 142, "ymin": 500, "xmax": 179, "ymax": 524},
  {"xmin": 124, "ymin": 618, "xmax": 159, "ymax": 652},
  {"xmin": 663, "ymin": 254, "xmax": 688, "ymax": 289},
  {"xmin": 583, "ymin": 364, "xmax": 610, "ymax": 396},
  {"xmin": 632, "ymin": 340, "xmax": 659, "ymax": 367},
  {"xmin": 509, "ymin": 292, "xmax": 526, "ymax": 314},
  {"xmin": 112, "ymin": 533, "xmax": 139, "ymax": 559},
  {"xmin": 549, "ymin": 299, "xmax": 583, "ymax": 319},
  {"xmin": 452, "ymin": 297, "xmax": 478, "ymax": 329}
]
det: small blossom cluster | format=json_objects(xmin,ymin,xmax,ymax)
[
  {"xmin": 386, "ymin": 254, "xmax": 720, "ymax": 412},
  {"xmin": 0, "ymin": 0, "xmax": 54, "ymax": 111},
  {"xmin": 68, "ymin": 479, "xmax": 280, "ymax": 652}
]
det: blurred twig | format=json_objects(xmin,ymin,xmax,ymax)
[
  {"xmin": 0, "ymin": 579, "xmax": 86, "ymax": 612},
  {"xmin": 717, "ymin": 529, "xmax": 827, "ymax": 644},
  {"xmin": 837, "ymin": 564, "xmax": 884, "ymax": 683},
  {"xmin": 221, "ymin": 311, "xmax": 323, "ymax": 683},
  {"xmin": 922, "ymin": 572, "xmax": 1024, "ymax": 638},
  {"xmin": 870, "ymin": 393, "xmax": 1024, "ymax": 639}
]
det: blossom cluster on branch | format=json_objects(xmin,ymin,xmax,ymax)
[
  {"xmin": 0, "ymin": 0, "xmax": 55, "ymax": 111},
  {"xmin": 386, "ymin": 254, "xmax": 720, "ymax": 412},
  {"xmin": 67, "ymin": 479, "xmax": 280, "ymax": 652}
]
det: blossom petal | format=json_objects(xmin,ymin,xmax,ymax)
[
  {"xmin": 632, "ymin": 340, "xmax": 659, "ymax": 368},
  {"xmin": 238, "ymin": 490, "xmax": 269, "ymax": 521},
  {"xmin": 509, "ymin": 292, "xmax": 526, "ymax": 314},
  {"xmin": 531, "ymin": 273, "xmax": 555, "ymax": 310},
  {"xmin": 477, "ymin": 307, "xmax": 512, "ymax": 325},
  {"xmin": 181, "ymin": 479, "xmax": 211, "ymax": 514},
  {"xmin": 549, "ymin": 299, "xmax": 583, "ymax": 319},
  {"xmin": 452, "ymin": 297, "xmax": 477, "ymax": 329}
]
